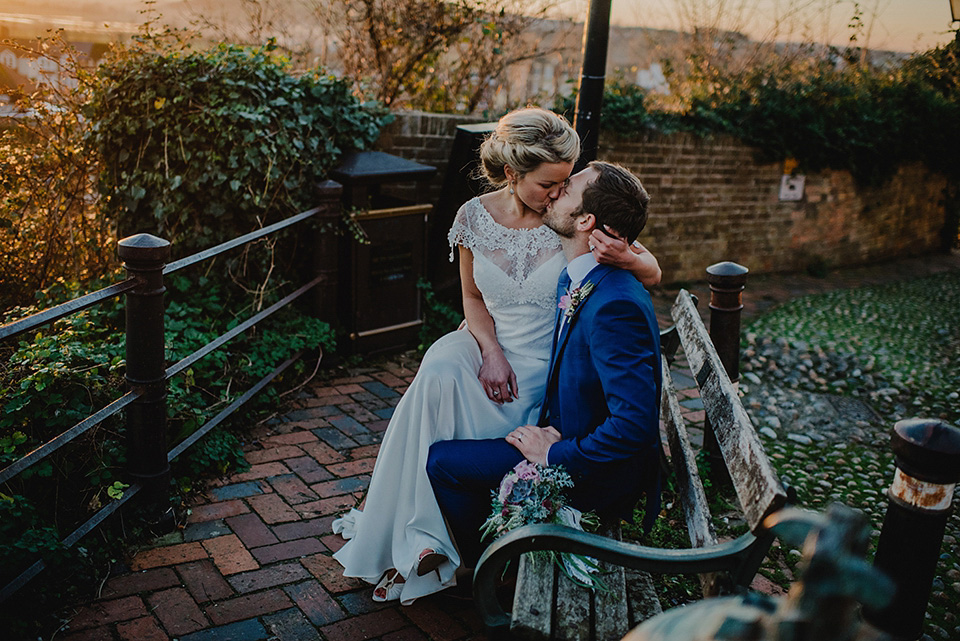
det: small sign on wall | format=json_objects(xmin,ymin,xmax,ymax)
[
  {"xmin": 779, "ymin": 158, "xmax": 805, "ymax": 201},
  {"xmin": 779, "ymin": 174, "xmax": 805, "ymax": 201}
]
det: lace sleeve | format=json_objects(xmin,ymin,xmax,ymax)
[{"xmin": 447, "ymin": 198, "xmax": 479, "ymax": 262}]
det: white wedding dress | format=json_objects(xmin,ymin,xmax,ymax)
[{"xmin": 332, "ymin": 197, "xmax": 565, "ymax": 604}]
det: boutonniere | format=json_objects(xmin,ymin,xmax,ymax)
[{"xmin": 558, "ymin": 281, "xmax": 594, "ymax": 319}]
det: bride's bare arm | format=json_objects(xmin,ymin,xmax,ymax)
[
  {"xmin": 459, "ymin": 246, "xmax": 519, "ymax": 403},
  {"xmin": 590, "ymin": 227, "xmax": 662, "ymax": 286}
]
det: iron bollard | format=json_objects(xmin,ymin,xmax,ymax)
[
  {"xmin": 703, "ymin": 261, "xmax": 749, "ymax": 486},
  {"xmin": 118, "ymin": 234, "xmax": 173, "ymax": 528},
  {"xmin": 863, "ymin": 418, "xmax": 960, "ymax": 640}
]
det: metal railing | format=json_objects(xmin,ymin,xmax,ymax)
[{"xmin": 0, "ymin": 182, "xmax": 342, "ymax": 602}]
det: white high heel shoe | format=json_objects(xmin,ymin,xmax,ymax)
[
  {"xmin": 416, "ymin": 548, "xmax": 447, "ymax": 577},
  {"xmin": 372, "ymin": 569, "xmax": 404, "ymax": 602}
]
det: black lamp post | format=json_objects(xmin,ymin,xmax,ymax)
[
  {"xmin": 573, "ymin": 0, "xmax": 612, "ymax": 170},
  {"xmin": 952, "ymin": 0, "xmax": 960, "ymax": 40}
]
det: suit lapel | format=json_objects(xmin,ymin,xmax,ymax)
[{"xmin": 544, "ymin": 264, "xmax": 615, "ymax": 393}]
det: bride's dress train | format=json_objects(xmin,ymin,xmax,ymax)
[{"xmin": 332, "ymin": 198, "xmax": 563, "ymax": 604}]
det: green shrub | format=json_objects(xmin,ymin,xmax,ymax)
[
  {"xmin": 686, "ymin": 60, "xmax": 960, "ymax": 186},
  {"xmin": 87, "ymin": 38, "xmax": 391, "ymax": 256}
]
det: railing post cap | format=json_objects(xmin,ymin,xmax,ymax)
[
  {"xmin": 316, "ymin": 179, "xmax": 343, "ymax": 194},
  {"xmin": 706, "ymin": 261, "xmax": 749, "ymax": 287},
  {"xmin": 892, "ymin": 418, "xmax": 960, "ymax": 484},
  {"xmin": 118, "ymin": 234, "xmax": 171, "ymax": 263}
]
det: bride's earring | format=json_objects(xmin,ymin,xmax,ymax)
[{"xmin": 509, "ymin": 182, "xmax": 515, "ymax": 195}]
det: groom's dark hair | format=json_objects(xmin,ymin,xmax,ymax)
[{"xmin": 578, "ymin": 161, "xmax": 650, "ymax": 243}]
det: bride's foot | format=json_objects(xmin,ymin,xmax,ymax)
[
  {"xmin": 416, "ymin": 548, "xmax": 448, "ymax": 577},
  {"xmin": 373, "ymin": 569, "xmax": 404, "ymax": 602}
]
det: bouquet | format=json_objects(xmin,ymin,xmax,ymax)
[{"xmin": 480, "ymin": 461, "xmax": 606, "ymax": 590}]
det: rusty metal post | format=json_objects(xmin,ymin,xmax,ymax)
[
  {"xmin": 863, "ymin": 419, "xmax": 960, "ymax": 640},
  {"xmin": 703, "ymin": 261, "xmax": 749, "ymax": 486},
  {"xmin": 119, "ymin": 234, "xmax": 173, "ymax": 527}
]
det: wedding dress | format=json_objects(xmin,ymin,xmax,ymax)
[{"xmin": 332, "ymin": 197, "xmax": 565, "ymax": 604}]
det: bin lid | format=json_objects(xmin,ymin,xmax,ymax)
[{"xmin": 331, "ymin": 150, "xmax": 436, "ymax": 186}]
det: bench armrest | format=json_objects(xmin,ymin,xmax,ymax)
[{"xmin": 473, "ymin": 522, "xmax": 775, "ymax": 634}]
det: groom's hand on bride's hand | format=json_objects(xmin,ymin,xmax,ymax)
[{"xmin": 507, "ymin": 425, "xmax": 561, "ymax": 466}]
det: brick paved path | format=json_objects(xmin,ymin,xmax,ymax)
[
  {"xmin": 55, "ymin": 352, "xmax": 708, "ymax": 641},
  {"xmin": 56, "ymin": 251, "xmax": 960, "ymax": 641}
]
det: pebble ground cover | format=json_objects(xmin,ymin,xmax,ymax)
[{"xmin": 739, "ymin": 270, "xmax": 960, "ymax": 640}]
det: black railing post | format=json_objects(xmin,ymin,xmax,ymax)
[
  {"xmin": 703, "ymin": 261, "xmax": 749, "ymax": 485},
  {"xmin": 311, "ymin": 179, "xmax": 344, "ymax": 323},
  {"xmin": 118, "ymin": 233, "xmax": 173, "ymax": 527},
  {"xmin": 863, "ymin": 418, "xmax": 960, "ymax": 640}
]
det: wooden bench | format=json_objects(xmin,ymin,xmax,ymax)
[{"xmin": 473, "ymin": 289, "xmax": 790, "ymax": 640}]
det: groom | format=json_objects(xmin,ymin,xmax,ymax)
[{"xmin": 427, "ymin": 161, "xmax": 662, "ymax": 569}]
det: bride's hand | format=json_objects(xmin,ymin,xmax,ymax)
[
  {"xmin": 590, "ymin": 226, "xmax": 634, "ymax": 269},
  {"xmin": 478, "ymin": 349, "xmax": 518, "ymax": 404},
  {"xmin": 591, "ymin": 226, "xmax": 662, "ymax": 286}
]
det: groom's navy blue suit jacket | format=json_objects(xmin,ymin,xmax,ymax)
[
  {"xmin": 427, "ymin": 262, "xmax": 662, "ymax": 567},
  {"xmin": 540, "ymin": 263, "xmax": 662, "ymax": 526}
]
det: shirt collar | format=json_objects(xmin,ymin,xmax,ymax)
[{"xmin": 566, "ymin": 251, "xmax": 598, "ymax": 289}]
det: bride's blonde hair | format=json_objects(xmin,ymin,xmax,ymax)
[{"xmin": 479, "ymin": 107, "xmax": 580, "ymax": 187}]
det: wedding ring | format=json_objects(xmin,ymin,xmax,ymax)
[
  {"xmin": 516, "ymin": 434, "xmax": 522, "ymax": 441},
  {"xmin": 589, "ymin": 245, "xmax": 596, "ymax": 252},
  {"xmin": 493, "ymin": 390, "xmax": 500, "ymax": 396}
]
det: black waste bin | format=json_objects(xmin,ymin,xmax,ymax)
[{"xmin": 330, "ymin": 151, "xmax": 437, "ymax": 354}]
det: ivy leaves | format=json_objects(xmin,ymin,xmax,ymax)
[{"xmin": 87, "ymin": 42, "xmax": 391, "ymax": 256}]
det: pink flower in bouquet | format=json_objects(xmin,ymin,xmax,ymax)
[{"xmin": 515, "ymin": 460, "xmax": 540, "ymax": 481}]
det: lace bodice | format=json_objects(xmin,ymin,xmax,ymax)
[{"xmin": 448, "ymin": 197, "xmax": 565, "ymax": 360}]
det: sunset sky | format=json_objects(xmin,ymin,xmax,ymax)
[
  {"xmin": 0, "ymin": 0, "xmax": 956, "ymax": 54},
  {"xmin": 561, "ymin": 0, "xmax": 956, "ymax": 53}
]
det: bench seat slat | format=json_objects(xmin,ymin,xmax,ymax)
[
  {"xmin": 671, "ymin": 290, "xmax": 787, "ymax": 532},
  {"xmin": 593, "ymin": 524, "xmax": 629, "ymax": 640},
  {"xmin": 660, "ymin": 357, "xmax": 718, "ymax": 549},
  {"xmin": 512, "ymin": 554, "xmax": 554, "ymax": 640},
  {"xmin": 555, "ymin": 563, "xmax": 592, "ymax": 641},
  {"xmin": 626, "ymin": 567, "xmax": 663, "ymax": 628}
]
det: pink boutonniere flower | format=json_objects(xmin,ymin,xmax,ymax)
[{"xmin": 557, "ymin": 281, "xmax": 595, "ymax": 319}]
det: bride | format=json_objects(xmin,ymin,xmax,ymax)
[{"xmin": 332, "ymin": 107, "xmax": 661, "ymax": 604}]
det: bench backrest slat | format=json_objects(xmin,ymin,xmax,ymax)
[
  {"xmin": 672, "ymin": 290, "xmax": 788, "ymax": 533},
  {"xmin": 660, "ymin": 357, "xmax": 718, "ymax": 548}
]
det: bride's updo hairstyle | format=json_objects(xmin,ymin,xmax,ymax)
[{"xmin": 479, "ymin": 107, "xmax": 580, "ymax": 187}]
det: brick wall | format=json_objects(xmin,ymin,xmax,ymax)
[{"xmin": 374, "ymin": 112, "xmax": 949, "ymax": 284}]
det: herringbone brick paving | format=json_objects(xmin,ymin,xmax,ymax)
[{"xmin": 55, "ymin": 252, "xmax": 960, "ymax": 641}]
